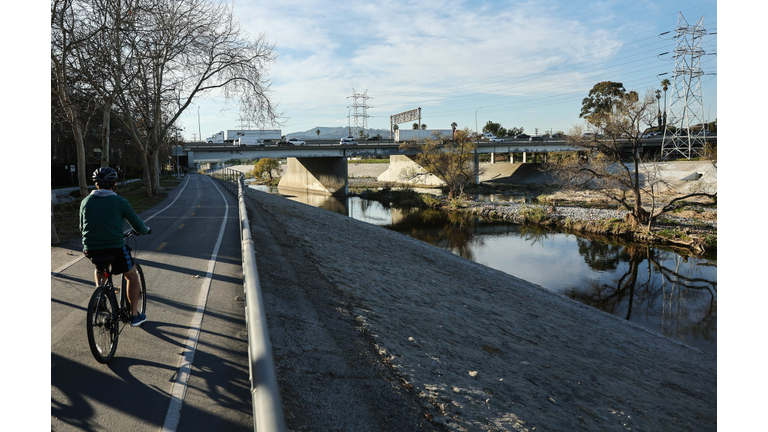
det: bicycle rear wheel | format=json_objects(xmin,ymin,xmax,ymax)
[{"xmin": 86, "ymin": 286, "xmax": 119, "ymax": 363}]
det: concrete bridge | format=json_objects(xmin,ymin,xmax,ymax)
[{"xmin": 182, "ymin": 136, "xmax": 714, "ymax": 196}]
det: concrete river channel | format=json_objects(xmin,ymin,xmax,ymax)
[{"xmin": 250, "ymin": 184, "xmax": 717, "ymax": 355}]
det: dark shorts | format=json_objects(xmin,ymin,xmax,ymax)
[{"xmin": 84, "ymin": 246, "xmax": 134, "ymax": 275}]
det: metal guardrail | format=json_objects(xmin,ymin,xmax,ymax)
[{"xmin": 203, "ymin": 169, "xmax": 287, "ymax": 432}]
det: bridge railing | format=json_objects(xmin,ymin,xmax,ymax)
[
  {"xmin": 204, "ymin": 166, "xmax": 242, "ymax": 195},
  {"xmin": 203, "ymin": 169, "xmax": 287, "ymax": 432}
]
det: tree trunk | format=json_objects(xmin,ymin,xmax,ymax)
[
  {"xmin": 100, "ymin": 105, "xmax": 111, "ymax": 167},
  {"xmin": 75, "ymin": 127, "xmax": 89, "ymax": 198},
  {"xmin": 150, "ymin": 150, "xmax": 160, "ymax": 195},
  {"xmin": 626, "ymin": 206, "xmax": 650, "ymax": 226},
  {"xmin": 141, "ymin": 153, "xmax": 152, "ymax": 197},
  {"xmin": 56, "ymin": 78, "xmax": 90, "ymax": 198}
]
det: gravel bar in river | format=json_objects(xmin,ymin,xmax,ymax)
[{"xmin": 244, "ymin": 187, "xmax": 716, "ymax": 432}]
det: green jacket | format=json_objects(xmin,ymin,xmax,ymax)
[{"xmin": 79, "ymin": 190, "xmax": 149, "ymax": 250}]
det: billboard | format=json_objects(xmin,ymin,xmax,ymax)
[{"xmin": 390, "ymin": 107, "xmax": 421, "ymax": 126}]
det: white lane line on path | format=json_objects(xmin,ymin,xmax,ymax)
[
  {"xmin": 161, "ymin": 176, "xmax": 230, "ymax": 432},
  {"xmin": 51, "ymin": 175, "xmax": 194, "ymax": 277}
]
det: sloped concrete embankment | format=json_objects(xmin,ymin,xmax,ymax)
[{"xmin": 244, "ymin": 188, "xmax": 716, "ymax": 432}]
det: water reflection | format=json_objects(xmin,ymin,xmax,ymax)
[
  {"xmin": 250, "ymin": 184, "xmax": 419, "ymax": 226},
  {"xmin": 248, "ymin": 184, "xmax": 716, "ymax": 354},
  {"xmin": 563, "ymin": 244, "xmax": 716, "ymax": 353}
]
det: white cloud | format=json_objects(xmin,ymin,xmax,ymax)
[{"xmin": 182, "ymin": 0, "xmax": 716, "ymax": 137}]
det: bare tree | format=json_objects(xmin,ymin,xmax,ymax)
[
  {"xmin": 105, "ymin": 0, "xmax": 279, "ymax": 196},
  {"xmin": 551, "ymin": 89, "xmax": 716, "ymax": 226},
  {"xmin": 53, "ymin": 0, "xmax": 279, "ymax": 197},
  {"xmin": 51, "ymin": 0, "xmax": 103, "ymax": 197},
  {"xmin": 74, "ymin": 0, "xmax": 142, "ymax": 169}
]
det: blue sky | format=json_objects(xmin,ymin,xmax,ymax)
[{"xmin": 180, "ymin": 0, "xmax": 718, "ymax": 139}]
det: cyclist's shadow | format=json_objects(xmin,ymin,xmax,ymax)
[
  {"xmin": 52, "ymin": 350, "xmax": 177, "ymax": 430},
  {"xmin": 94, "ymin": 319, "xmax": 203, "ymax": 387}
]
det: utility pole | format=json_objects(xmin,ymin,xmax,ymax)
[{"xmin": 475, "ymin": 107, "xmax": 481, "ymax": 141}]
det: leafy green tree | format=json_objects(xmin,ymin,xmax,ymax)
[
  {"xmin": 252, "ymin": 158, "xmax": 281, "ymax": 183},
  {"xmin": 579, "ymin": 81, "xmax": 636, "ymax": 128},
  {"xmin": 660, "ymin": 78, "xmax": 671, "ymax": 128},
  {"xmin": 483, "ymin": 121, "xmax": 502, "ymax": 136},
  {"xmin": 399, "ymin": 128, "xmax": 476, "ymax": 198},
  {"xmin": 506, "ymin": 127, "xmax": 524, "ymax": 137}
]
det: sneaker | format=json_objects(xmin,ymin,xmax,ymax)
[{"xmin": 130, "ymin": 313, "xmax": 147, "ymax": 327}]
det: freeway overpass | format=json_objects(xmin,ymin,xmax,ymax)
[{"xmin": 182, "ymin": 136, "xmax": 716, "ymax": 196}]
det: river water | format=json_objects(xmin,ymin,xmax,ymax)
[{"xmin": 250, "ymin": 185, "xmax": 717, "ymax": 354}]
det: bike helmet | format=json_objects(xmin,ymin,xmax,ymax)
[{"xmin": 92, "ymin": 166, "xmax": 118, "ymax": 183}]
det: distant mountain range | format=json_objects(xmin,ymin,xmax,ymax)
[{"xmin": 285, "ymin": 126, "xmax": 391, "ymax": 140}]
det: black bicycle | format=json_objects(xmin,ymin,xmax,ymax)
[{"xmin": 85, "ymin": 230, "xmax": 147, "ymax": 363}]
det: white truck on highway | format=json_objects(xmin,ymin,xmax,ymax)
[
  {"xmin": 206, "ymin": 131, "xmax": 225, "ymax": 144},
  {"xmin": 233, "ymin": 136, "xmax": 266, "ymax": 147},
  {"xmin": 395, "ymin": 129, "xmax": 454, "ymax": 143},
  {"xmin": 227, "ymin": 129, "xmax": 282, "ymax": 146}
]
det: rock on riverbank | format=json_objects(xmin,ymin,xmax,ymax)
[{"xmin": 245, "ymin": 188, "xmax": 716, "ymax": 432}]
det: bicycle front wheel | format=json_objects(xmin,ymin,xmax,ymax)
[{"xmin": 86, "ymin": 286, "xmax": 119, "ymax": 363}]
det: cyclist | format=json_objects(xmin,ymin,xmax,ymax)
[{"xmin": 80, "ymin": 167, "xmax": 150, "ymax": 327}]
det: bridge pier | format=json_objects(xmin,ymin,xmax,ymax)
[
  {"xmin": 278, "ymin": 157, "xmax": 349, "ymax": 196},
  {"xmin": 377, "ymin": 155, "xmax": 445, "ymax": 186}
]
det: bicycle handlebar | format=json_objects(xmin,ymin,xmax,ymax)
[{"xmin": 124, "ymin": 227, "xmax": 151, "ymax": 238}]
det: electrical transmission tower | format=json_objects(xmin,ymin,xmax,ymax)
[
  {"xmin": 347, "ymin": 89, "xmax": 372, "ymax": 139},
  {"xmin": 661, "ymin": 12, "xmax": 709, "ymax": 160}
]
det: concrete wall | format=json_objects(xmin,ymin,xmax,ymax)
[
  {"xmin": 278, "ymin": 157, "xmax": 349, "ymax": 196},
  {"xmin": 376, "ymin": 154, "xmax": 446, "ymax": 186}
]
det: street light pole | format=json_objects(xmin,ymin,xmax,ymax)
[{"xmin": 475, "ymin": 107, "xmax": 482, "ymax": 141}]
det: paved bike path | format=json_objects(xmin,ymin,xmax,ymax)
[{"xmin": 51, "ymin": 174, "xmax": 252, "ymax": 432}]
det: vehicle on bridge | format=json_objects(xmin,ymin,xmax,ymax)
[
  {"xmin": 395, "ymin": 129, "xmax": 453, "ymax": 143},
  {"xmin": 287, "ymin": 138, "xmax": 306, "ymax": 146},
  {"xmin": 530, "ymin": 136, "xmax": 544, "ymax": 142},
  {"xmin": 340, "ymin": 136, "xmax": 358, "ymax": 145},
  {"xmin": 227, "ymin": 129, "xmax": 281, "ymax": 145},
  {"xmin": 235, "ymin": 136, "xmax": 266, "ymax": 147},
  {"xmin": 206, "ymin": 131, "xmax": 225, "ymax": 144},
  {"xmin": 490, "ymin": 137, "xmax": 505, "ymax": 142}
]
